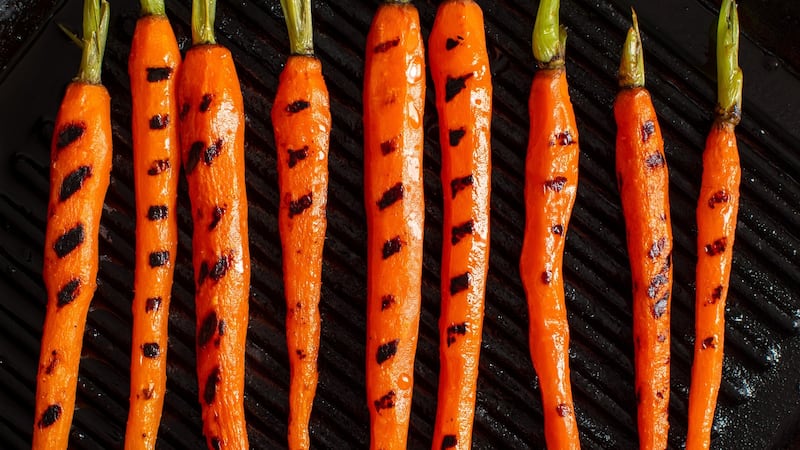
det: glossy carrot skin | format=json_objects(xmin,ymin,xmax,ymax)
[
  {"xmin": 686, "ymin": 120, "xmax": 740, "ymax": 449},
  {"xmin": 363, "ymin": 2, "xmax": 425, "ymax": 448},
  {"xmin": 615, "ymin": 87, "xmax": 673, "ymax": 450},
  {"xmin": 33, "ymin": 81, "xmax": 112, "ymax": 449},
  {"xmin": 177, "ymin": 44, "xmax": 250, "ymax": 450},
  {"xmin": 272, "ymin": 55, "xmax": 331, "ymax": 450},
  {"xmin": 125, "ymin": 12, "xmax": 181, "ymax": 449},
  {"xmin": 428, "ymin": 1, "xmax": 491, "ymax": 449},
  {"xmin": 519, "ymin": 66, "xmax": 580, "ymax": 449}
]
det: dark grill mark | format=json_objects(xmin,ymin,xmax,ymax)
[
  {"xmin": 647, "ymin": 273, "xmax": 669, "ymax": 299},
  {"xmin": 445, "ymin": 73, "xmax": 473, "ymax": 102},
  {"xmin": 641, "ymin": 120, "xmax": 656, "ymax": 142},
  {"xmin": 382, "ymin": 236, "xmax": 403, "ymax": 259},
  {"xmin": 702, "ymin": 336, "xmax": 717, "ymax": 349},
  {"xmin": 145, "ymin": 297, "xmax": 161, "ymax": 313},
  {"xmin": 450, "ymin": 272, "xmax": 471, "ymax": 295},
  {"xmin": 210, "ymin": 205, "xmax": 225, "ymax": 231},
  {"xmin": 555, "ymin": 130, "xmax": 574, "ymax": 146},
  {"xmin": 149, "ymin": 114, "xmax": 169, "ymax": 130},
  {"xmin": 541, "ymin": 270, "xmax": 552, "ymax": 284},
  {"xmin": 296, "ymin": 349, "xmax": 307, "ymax": 359},
  {"xmin": 556, "ymin": 403, "xmax": 571, "ymax": 417},
  {"xmin": 56, "ymin": 122, "xmax": 85, "ymax": 149},
  {"xmin": 373, "ymin": 37, "xmax": 400, "ymax": 53},
  {"xmin": 446, "ymin": 322, "xmax": 467, "ymax": 346},
  {"xmin": 451, "ymin": 220, "xmax": 474, "ymax": 245},
  {"xmin": 442, "ymin": 434, "xmax": 458, "ymax": 449},
  {"xmin": 204, "ymin": 366, "xmax": 221, "ymax": 405},
  {"xmin": 54, "ymin": 223, "xmax": 84, "ymax": 258},
  {"xmin": 198, "ymin": 261, "xmax": 209, "ymax": 285},
  {"xmin": 653, "ymin": 292, "xmax": 669, "ymax": 319},
  {"xmin": 288, "ymin": 146, "xmax": 309, "ymax": 168},
  {"xmin": 179, "ymin": 102, "xmax": 190, "ymax": 120},
  {"xmin": 59, "ymin": 165, "xmax": 91, "ymax": 202},
  {"xmin": 445, "ymin": 37, "xmax": 461, "ymax": 50},
  {"xmin": 44, "ymin": 351, "xmax": 58, "ymax": 375},
  {"xmin": 380, "ymin": 138, "xmax": 397, "ymax": 156},
  {"xmin": 210, "ymin": 437, "xmax": 221, "ymax": 450},
  {"xmin": 374, "ymin": 390, "xmax": 396, "ymax": 412},
  {"xmin": 185, "ymin": 141, "xmax": 204, "ymax": 174},
  {"xmin": 704, "ymin": 237, "xmax": 727, "ymax": 256},
  {"xmin": 149, "ymin": 251, "xmax": 169, "ymax": 267},
  {"xmin": 142, "ymin": 386, "xmax": 154, "ymax": 400},
  {"xmin": 148, "ymin": 159, "xmax": 170, "ymax": 175},
  {"xmin": 544, "ymin": 176, "xmax": 568, "ymax": 192},
  {"xmin": 289, "ymin": 193, "xmax": 313, "ymax": 218},
  {"xmin": 199, "ymin": 93, "xmax": 213, "ymax": 112},
  {"xmin": 648, "ymin": 237, "xmax": 667, "ymax": 259},
  {"xmin": 449, "ymin": 128, "xmax": 466, "ymax": 146},
  {"xmin": 381, "ymin": 294, "xmax": 396, "ymax": 311},
  {"xmin": 147, "ymin": 205, "xmax": 168, "ymax": 221},
  {"xmin": 657, "ymin": 333, "xmax": 667, "ymax": 343},
  {"xmin": 38, "ymin": 404, "xmax": 62, "ymax": 428},
  {"xmin": 146, "ymin": 67, "xmax": 172, "ymax": 82},
  {"xmin": 377, "ymin": 182, "xmax": 404, "ymax": 210},
  {"xmin": 712, "ymin": 285, "xmax": 724, "ymax": 301},
  {"xmin": 656, "ymin": 391, "xmax": 664, "ymax": 399},
  {"xmin": 142, "ymin": 343, "xmax": 160, "ymax": 358},
  {"xmin": 376, "ymin": 339, "xmax": 399, "ymax": 364},
  {"xmin": 210, "ymin": 254, "xmax": 232, "ymax": 282},
  {"xmin": 708, "ymin": 190, "xmax": 730, "ymax": 209},
  {"xmin": 645, "ymin": 151, "xmax": 666, "ymax": 169},
  {"xmin": 552, "ymin": 224, "xmax": 564, "ymax": 235},
  {"xmin": 286, "ymin": 100, "xmax": 310, "ymax": 113},
  {"xmin": 198, "ymin": 311, "xmax": 218, "ymax": 348},
  {"xmin": 451, "ymin": 174, "xmax": 473, "ymax": 198},
  {"xmin": 204, "ymin": 139, "xmax": 223, "ymax": 165},
  {"xmin": 57, "ymin": 278, "xmax": 80, "ymax": 307}
]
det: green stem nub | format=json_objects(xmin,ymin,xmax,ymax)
[
  {"xmin": 716, "ymin": 0, "xmax": 742, "ymax": 123},
  {"xmin": 280, "ymin": 0, "xmax": 314, "ymax": 56},
  {"xmin": 140, "ymin": 0, "xmax": 166, "ymax": 16},
  {"xmin": 619, "ymin": 9, "xmax": 645, "ymax": 89},
  {"xmin": 533, "ymin": 0, "xmax": 567, "ymax": 68},
  {"xmin": 77, "ymin": 0, "xmax": 110, "ymax": 85},
  {"xmin": 192, "ymin": 0, "xmax": 218, "ymax": 45}
]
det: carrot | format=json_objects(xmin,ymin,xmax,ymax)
[
  {"xmin": 614, "ymin": 11, "xmax": 673, "ymax": 450},
  {"xmin": 124, "ymin": 0, "xmax": 182, "ymax": 447},
  {"xmin": 363, "ymin": 1, "xmax": 425, "ymax": 448},
  {"xmin": 428, "ymin": 1, "xmax": 491, "ymax": 448},
  {"xmin": 518, "ymin": 0, "xmax": 581, "ymax": 447},
  {"xmin": 32, "ymin": 1, "xmax": 111, "ymax": 448},
  {"xmin": 176, "ymin": 0, "xmax": 250, "ymax": 448},
  {"xmin": 686, "ymin": 1, "xmax": 743, "ymax": 448},
  {"xmin": 271, "ymin": 0, "xmax": 331, "ymax": 448}
]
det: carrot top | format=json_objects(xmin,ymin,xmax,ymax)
[
  {"xmin": 75, "ymin": 0, "xmax": 110, "ymax": 85},
  {"xmin": 280, "ymin": 0, "xmax": 313, "ymax": 56},
  {"xmin": 532, "ymin": 0, "xmax": 567, "ymax": 68},
  {"xmin": 618, "ymin": 10, "xmax": 644, "ymax": 89},
  {"xmin": 192, "ymin": 0, "xmax": 217, "ymax": 45},
  {"xmin": 716, "ymin": 0, "xmax": 742, "ymax": 123},
  {"xmin": 140, "ymin": 0, "xmax": 166, "ymax": 16}
]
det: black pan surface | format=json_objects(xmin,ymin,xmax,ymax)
[{"xmin": 1, "ymin": 0, "xmax": 799, "ymax": 449}]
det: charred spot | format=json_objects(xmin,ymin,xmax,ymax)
[
  {"xmin": 541, "ymin": 270, "xmax": 552, "ymax": 284},
  {"xmin": 449, "ymin": 127, "xmax": 466, "ymax": 146},
  {"xmin": 441, "ymin": 434, "xmax": 458, "ymax": 449},
  {"xmin": 555, "ymin": 130, "xmax": 574, "ymax": 146},
  {"xmin": 44, "ymin": 350, "xmax": 58, "ymax": 375},
  {"xmin": 704, "ymin": 237, "xmax": 727, "ymax": 256},
  {"xmin": 203, "ymin": 366, "xmax": 221, "ymax": 405},
  {"xmin": 656, "ymin": 391, "xmax": 664, "ymax": 399},
  {"xmin": 199, "ymin": 94, "xmax": 213, "ymax": 112},
  {"xmin": 149, "ymin": 250, "xmax": 169, "ymax": 268},
  {"xmin": 544, "ymin": 176, "xmax": 568, "ymax": 192},
  {"xmin": 641, "ymin": 120, "xmax": 655, "ymax": 142},
  {"xmin": 377, "ymin": 182, "xmax": 404, "ymax": 210},
  {"xmin": 38, "ymin": 404, "xmax": 62, "ymax": 428},
  {"xmin": 204, "ymin": 139, "xmax": 223, "ymax": 165},
  {"xmin": 54, "ymin": 223, "xmax": 84, "ymax": 259},
  {"xmin": 197, "ymin": 261, "xmax": 209, "ymax": 286},
  {"xmin": 711, "ymin": 285, "xmax": 724, "ymax": 302},
  {"xmin": 657, "ymin": 333, "xmax": 667, "ymax": 343},
  {"xmin": 374, "ymin": 390, "xmax": 396, "ymax": 413},
  {"xmin": 179, "ymin": 102, "xmax": 190, "ymax": 120},
  {"xmin": 451, "ymin": 220, "xmax": 474, "ymax": 245},
  {"xmin": 210, "ymin": 437, "xmax": 222, "ymax": 450},
  {"xmin": 445, "ymin": 36, "xmax": 462, "ymax": 50},
  {"xmin": 653, "ymin": 292, "xmax": 669, "ymax": 319},
  {"xmin": 647, "ymin": 273, "xmax": 669, "ymax": 299},
  {"xmin": 147, "ymin": 159, "xmax": 170, "ymax": 176},
  {"xmin": 288, "ymin": 146, "xmax": 309, "ymax": 168},
  {"xmin": 142, "ymin": 343, "xmax": 160, "ymax": 358},
  {"xmin": 376, "ymin": 339, "xmax": 399, "ymax": 364},
  {"xmin": 289, "ymin": 192, "xmax": 314, "ymax": 218},
  {"xmin": 702, "ymin": 336, "xmax": 717, "ymax": 349},
  {"xmin": 149, "ymin": 114, "xmax": 169, "ymax": 130},
  {"xmin": 552, "ymin": 224, "xmax": 564, "ymax": 235},
  {"xmin": 708, "ymin": 190, "xmax": 730, "ymax": 209},
  {"xmin": 373, "ymin": 37, "xmax": 400, "ymax": 53},
  {"xmin": 296, "ymin": 349, "xmax": 307, "ymax": 359},
  {"xmin": 56, "ymin": 122, "xmax": 85, "ymax": 149},
  {"xmin": 381, "ymin": 294, "xmax": 396, "ymax": 311},
  {"xmin": 146, "ymin": 67, "xmax": 173, "ymax": 82},
  {"xmin": 286, "ymin": 100, "xmax": 311, "ymax": 114},
  {"xmin": 380, "ymin": 138, "xmax": 397, "ymax": 156},
  {"xmin": 142, "ymin": 386, "xmax": 155, "ymax": 400},
  {"xmin": 57, "ymin": 278, "xmax": 80, "ymax": 307},
  {"xmin": 446, "ymin": 322, "xmax": 467, "ymax": 346},
  {"xmin": 648, "ymin": 237, "xmax": 667, "ymax": 259},
  {"xmin": 209, "ymin": 205, "xmax": 225, "ymax": 231},
  {"xmin": 198, "ymin": 311, "xmax": 218, "ymax": 348},
  {"xmin": 210, "ymin": 254, "xmax": 232, "ymax": 282},
  {"xmin": 645, "ymin": 151, "xmax": 666, "ymax": 169},
  {"xmin": 556, "ymin": 403, "xmax": 571, "ymax": 417},
  {"xmin": 382, "ymin": 236, "xmax": 403, "ymax": 259},
  {"xmin": 147, "ymin": 205, "xmax": 168, "ymax": 221},
  {"xmin": 59, "ymin": 165, "xmax": 92, "ymax": 202},
  {"xmin": 445, "ymin": 73, "xmax": 473, "ymax": 102},
  {"xmin": 185, "ymin": 141, "xmax": 205, "ymax": 174},
  {"xmin": 145, "ymin": 297, "xmax": 162, "ymax": 313},
  {"xmin": 451, "ymin": 174, "xmax": 474, "ymax": 198},
  {"xmin": 450, "ymin": 272, "xmax": 471, "ymax": 295}
]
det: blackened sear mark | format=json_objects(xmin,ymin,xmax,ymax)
[
  {"xmin": 185, "ymin": 141, "xmax": 205, "ymax": 174},
  {"xmin": 146, "ymin": 67, "xmax": 173, "ymax": 82},
  {"xmin": 653, "ymin": 292, "xmax": 669, "ymax": 318},
  {"xmin": 641, "ymin": 120, "xmax": 655, "ymax": 142},
  {"xmin": 445, "ymin": 36, "xmax": 461, "ymax": 50},
  {"xmin": 149, "ymin": 114, "xmax": 169, "ymax": 130},
  {"xmin": 708, "ymin": 190, "xmax": 730, "ymax": 209},
  {"xmin": 145, "ymin": 297, "xmax": 162, "ymax": 313},
  {"xmin": 556, "ymin": 403, "xmax": 571, "ymax": 417},
  {"xmin": 704, "ymin": 237, "xmax": 727, "ymax": 256},
  {"xmin": 657, "ymin": 333, "xmax": 667, "ymax": 343},
  {"xmin": 209, "ymin": 205, "xmax": 225, "ymax": 231},
  {"xmin": 44, "ymin": 350, "xmax": 58, "ymax": 375},
  {"xmin": 376, "ymin": 339, "xmax": 399, "ymax": 364},
  {"xmin": 149, "ymin": 250, "xmax": 169, "ymax": 267},
  {"xmin": 711, "ymin": 285, "xmax": 724, "ymax": 301},
  {"xmin": 59, "ymin": 165, "xmax": 91, "ymax": 202},
  {"xmin": 377, "ymin": 182, "xmax": 404, "ymax": 210},
  {"xmin": 296, "ymin": 349, "xmax": 307, "ymax": 359},
  {"xmin": 544, "ymin": 176, "xmax": 568, "ymax": 192},
  {"xmin": 441, "ymin": 434, "xmax": 458, "ymax": 449},
  {"xmin": 451, "ymin": 220, "xmax": 474, "ymax": 245},
  {"xmin": 552, "ymin": 224, "xmax": 564, "ymax": 235},
  {"xmin": 199, "ymin": 93, "xmax": 213, "ymax": 112},
  {"xmin": 647, "ymin": 273, "xmax": 669, "ymax": 299},
  {"xmin": 147, "ymin": 205, "xmax": 168, "ymax": 221},
  {"xmin": 449, "ymin": 127, "xmax": 466, "ymax": 146},
  {"xmin": 541, "ymin": 270, "xmax": 552, "ymax": 284},
  {"xmin": 198, "ymin": 311, "xmax": 218, "ymax": 348},
  {"xmin": 203, "ymin": 366, "xmax": 221, "ymax": 405},
  {"xmin": 38, "ymin": 404, "xmax": 62, "ymax": 428},
  {"xmin": 288, "ymin": 146, "xmax": 309, "ymax": 168},
  {"xmin": 374, "ymin": 390, "xmax": 396, "ymax": 413},
  {"xmin": 450, "ymin": 272, "xmax": 471, "ymax": 295},
  {"xmin": 197, "ymin": 261, "xmax": 209, "ymax": 286},
  {"xmin": 289, "ymin": 192, "xmax": 314, "ymax": 218},
  {"xmin": 57, "ymin": 278, "xmax": 80, "ymax": 307},
  {"xmin": 148, "ymin": 159, "xmax": 170, "ymax": 176},
  {"xmin": 380, "ymin": 138, "xmax": 397, "ymax": 156},
  {"xmin": 54, "ymin": 223, "xmax": 85, "ymax": 259},
  {"xmin": 286, "ymin": 100, "xmax": 311, "ymax": 113},
  {"xmin": 451, "ymin": 174, "xmax": 474, "ymax": 198},
  {"xmin": 373, "ymin": 37, "xmax": 400, "ymax": 53},
  {"xmin": 210, "ymin": 437, "xmax": 222, "ymax": 450},
  {"xmin": 446, "ymin": 322, "xmax": 467, "ymax": 346},
  {"xmin": 56, "ymin": 122, "xmax": 85, "ymax": 149},
  {"xmin": 381, "ymin": 294, "xmax": 396, "ymax": 311},
  {"xmin": 142, "ymin": 343, "xmax": 160, "ymax": 358},
  {"xmin": 210, "ymin": 254, "xmax": 232, "ymax": 282},
  {"xmin": 648, "ymin": 237, "xmax": 667, "ymax": 259},
  {"xmin": 382, "ymin": 236, "xmax": 403, "ymax": 259},
  {"xmin": 142, "ymin": 386, "xmax": 155, "ymax": 400},
  {"xmin": 656, "ymin": 391, "xmax": 664, "ymax": 399},
  {"xmin": 702, "ymin": 336, "xmax": 717, "ymax": 349},
  {"xmin": 555, "ymin": 130, "xmax": 574, "ymax": 146},
  {"xmin": 179, "ymin": 102, "xmax": 190, "ymax": 120},
  {"xmin": 445, "ymin": 73, "xmax": 473, "ymax": 102},
  {"xmin": 204, "ymin": 139, "xmax": 223, "ymax": 165},
  {"xmin": 645, "ymin": 151, "xmax": 666, "ymax": 169}
]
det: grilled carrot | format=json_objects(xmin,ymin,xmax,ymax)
[
  {"xmin": 176, "ymin": 0, "xmax": 250, "ymax": 448},
  {"xmin": 686, "ymin": 1, "xmax": 743, "ymax": 448},
  {"xmin": 271, "ymin": 0, "xmax": 330, "ymax": 448},
  {"xmin": 33, "ymin": 1, "xmax": 111, "ymax": 448},
  {"xmin": 614, "ymin": 12, "xmax": 673, "ymax": 450},
  {"xmin": 363, "ymin": 1, "xmax": 425, "ymax": 448},
  {"xmin": 518, "ymin": 0, "xmax": 581, "ymax": 448},
  {"xmin": 124, "ymin": 1, "xmax": 182, "ymax": 447},
  {"xmin": 428, "ymin": 1, "xmax": 491, "ymax": 448}
]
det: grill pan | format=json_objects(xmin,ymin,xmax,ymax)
[{"xmin": 1, "ymin": 0, "xmax": 799, "ymax": 448}]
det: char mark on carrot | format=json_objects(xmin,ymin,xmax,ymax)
[
  {"xmin": 376, "ymin": 339, "xmax": 400, "ymax": 364},
  {"xmin": 645, "ymin": 151, "xmax": 665, "ymax": 169},
  {"xmin": 286, "ymin": 100, "xmax": 310, "ymax": 113},
  {"xmin": 445, "ymin": 73, "xmax": 473, "ymax": 102},
  {"xmin": 146, "ymin": 67, "xmax": 173, "ymax": 82},
  {"xmin": 147, "ymin": 159, "xmax": 170, "ymax": 176},
  {"xmin": 704, "ymin": 237, "xmax": 727, "ymax": 256},
  {"xmin": 147, "ymin": 205, "xmax": 169, "ymax": 221},
  {"xmin": 450, "ymin": 174, "xmax": 473, "ymax": 198},
  {"xmin": 554, "ymin": 130, "xmax": 573, "ymax": 146},
  {"xmin": 380, "ymin": 294, "xmax": 396, "ymax": 311},
  {"xmin": 373, "ymin": 37, "xmax": 400, "ymax": 53},
  {"xmin": 653, "ymin": 292, "xmax": 669, "ymax": 318},
  {"xmin": 449, "ymin": 128, "xmax": 466, "ymax": 146},
  {"xmin": 445, "ymin": 37, "xmax": 462, "ymax": 51},
  {"xmin": 648, "ymin": 237, "xmax": 667, "ymax": 259},
  {"xmin": 450, "ymin": 272, "xmax": 471, "ymax": 295},
  {"xmin": 209, "ymin": 253, "xmax": 232, "ymax": 282},
  {"xmin": 59, "ymin": 165, "xmax": 92, "ymax": 202},
  {"xmin": 56, "ymin": 122, "xmax": 86, "ymax": 149},
  {"xmin": 441, "ymin": 434, "xmax": 457, "ymax": 448},
  {"xmin": 198, "ymin": 311, "xmax": 218, "ymax": 348},
  {"xmin": 708, "ymin": 190, "xmax": 730, "ymax": 208},
  {"xmin": 54, "ymin": 223, "xmax": 85, "ymax": 258},
  {"xmin": 38, "ymin": 404, "xmax": 62, "ymax": 429},
  {"xmin": 142, "ymin": 343, "xmax": 160, "ymax": 358},
  {"xmin": 203, "ymin": 366, "xmax": 221, "ymax": 405},
  {"xmin": 209, "ymin": 205, "xmax": 225, "ymax": 230},
  {"xmin": 149, "ymin": 114, "xmax": 169, "ymax": 130},
  {"xmin": 145, "ymin": 297, "xmax": 162, "ymax": 313},
  {"xmin": 380, "ymin": 138, "xmax": 397, "ymax": 155},
  {"xmin": 382, "ymin": 236, "xmax": 403, "ymax": 259},
  {"xmin": 374, "ymin": 390, "xmax": 396, "ymax": 412},
  {"xmin": 56, "ymin": 278, "xmax": 80, "ymax": 307},
  {"xmin": 446, "ymin": 323, "xmax": 467, "ymax": 346},
  {"xmin": 148, "ymin": 250, "xmax": 169, "ymax": 268},
  {"xmin": 377, "ymin": 182, "xmax": 404, "ymax": 210},
  {"xmin": 199, "ymin": 93, "xmax": 213, "ymax": 112},
  {"xmin": 203, "ymin": 139, "xmax": 223, "ymax": 165},
  {"xmin": 288, "ymin": 146, "xmax": 309, "ymax": 168},
  {"xmin": 289, "ymin": 192, "xmax": 314, "ymax": 218},
  {"xmin": 641, "ymin": 120, "xmax": 655, "ymax": 142},
  {"xmin": 552, "ymin": 224, "xmax": 564, "ymax": 235},
  {"xmin": 451, "ymin": 219, "xmax": 474, "ymax": 245},
  {"xmin": 544, "ymin": 176, "xmax": 567, "ymax": 192}
]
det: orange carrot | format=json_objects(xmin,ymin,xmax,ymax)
[
  {"xmin": 363, "ymin": 1, "xmax": 425, "ymax": 448},
  {"xmin": 32, "ymin": 1, "xmax": 111, "ymax": 448},
  {"xmin": 176, "ymin": 1, "xmax": 250, "ymax": 448},
  {"xmin": 124, "ymin": 0, "xmax": 182, "ymax": 447},
  {"xmin": 518, "ymin": 0, "xmax": 581, "ymax": 448},
  {"xmin": 614, "ymin": 12, "xmax": 673, "ymax": 450},
  {"xmin": 271, "ymin": 0, "xmax": 331, "ymax": 448},
  {"xmin": 428, "ymin": 1, "xmax": 491, "ymax": 448},
  {"xmin": 686, "ymin": 1, "xmax": 743, "ymax": 448}
]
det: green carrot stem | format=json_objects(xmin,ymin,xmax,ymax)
[
  {"xmin": 140, "ymin": 0, "xmax": 166, "ymax": 16},
  {"xmin": 76, "ymin": 0, "xmax": 110, "ymax": 85},
  {"xmin": 192, "ymin": 0, "xmax": 218, "ymax": 45},
  {"xmin": 532, "ymin": 0, "xmax": 567, "ymax": 68},
  {"xmin": 716, "ymin": 0, "xmax": 743, "ymax": 123},
  {"xmin": 618, "ymin": 9, "xmax": 645, "ymax": 89},
  {"xmin": 280, "ymin": 0, "xmax": 314, "ymax": 56}
]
